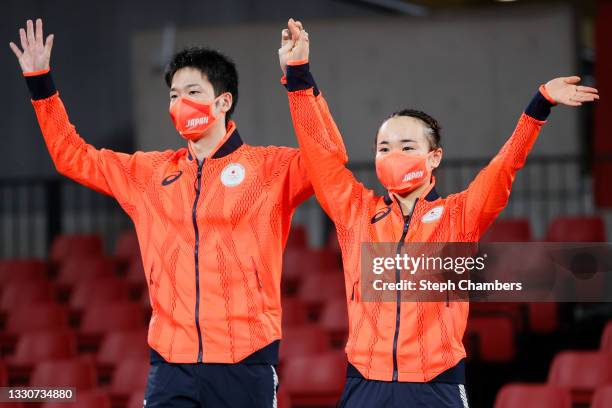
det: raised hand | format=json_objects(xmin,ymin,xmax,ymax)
[
  {"xmin": 9, "ymin": 18, "xmax": 54, "ymax": 74},
  {"xmin": 544, "ymin": 76, "xmax": 599, "ymax": 107},
  {"xmin": 278, "ymin": 18, "xmax": 309, "ymax": 76}
]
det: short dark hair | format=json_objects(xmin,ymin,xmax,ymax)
[
  {"xmin": 164, "ymin": 47, "xmax": 239, "ymax": 122},
  {"xmin": 377, "ymin": 109, "xmax": 442, "ymax": 150}
]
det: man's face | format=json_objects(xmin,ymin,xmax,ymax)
[
  {"xmin": 168, "ymin": 67, "xmax": 232, "ymax": 119},
  {"xmin": 376, "ymin": 116, "xmax": 443, "ymax": 171}
]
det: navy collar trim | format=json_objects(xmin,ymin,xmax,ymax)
[
  {"xmin": 187, "ymin": 128, "xmax": 244, "ymax": 161},
  {"xmin": 383, "ymin": 187, "xmax": 440, "ymax": 205}
]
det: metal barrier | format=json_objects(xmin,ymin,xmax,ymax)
[{"xmin": 0, "ymin": 155, "xmax": 601, "ymax": 258}]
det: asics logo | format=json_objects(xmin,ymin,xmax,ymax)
[
  {"xmin": 402, "ymin": 170, "xmax": 424, "ymax": 182},
  {"xmin": 161, "ymin": 171, "xmax": 183, "ymax": 186},
  {"xmin": 186, "ymin": 117, "xmax": 208, "ymax": 128}
]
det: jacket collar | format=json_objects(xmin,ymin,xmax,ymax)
[
  {"xmin": 186, "ymin": 120, "xmax": 244, "ymax": 161},
  {"xmin": 383, "ymin": 176, "xmax": 441, "ymax": 206}
]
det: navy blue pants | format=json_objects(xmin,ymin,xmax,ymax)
[
  {"xmin": 337, "ymin": 377, "xmax": 470, "ymax": 408},
  {"xmin": 142, "ymin": 353, "xmax": 279, "ymax": 407}
]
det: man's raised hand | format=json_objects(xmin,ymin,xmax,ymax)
[
  {"xmin": 9, "ymin": 18, "xmax": 54, "ymax": 74},
  {"xmin": 278, "ymin": 18, "xmax": 309, "ymax": 76},
  {"xmin": 544, "ymin": 76, "xmax": 599, "ymax": 107}
]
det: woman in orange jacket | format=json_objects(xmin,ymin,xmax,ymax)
[{"xmin": 279, "ymin": 18, "xmax": 599, "ymax": 408}]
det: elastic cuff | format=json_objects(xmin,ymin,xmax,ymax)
[
  {"xmin": 23, "ymin": 68, "xmax": 50, "ymax": 77},
  {"xmin": 280, "ymin": 75, "xmax": 287, "ymax": 85},
  {"xmin": 287, "ymin": 59, "xmax": 309, "ymax": 66},
  {"xmin": 286, "ymin": 63, "xmax": 319, "ymax": 96},
  {"xmin": 25, "ymin": 71, "xmax": 57, "ymax": 100},
  {"xmin": 525, "ymin": 88, "xmax": 555, "ymax": 121},
  {"xmin": 539, "ymin": 84, "xmax": 557, "ymax": 105}
]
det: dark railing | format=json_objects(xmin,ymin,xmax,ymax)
[{"xmin": 0, "ymin": 155, "xmax": 604, "ymax": 258}]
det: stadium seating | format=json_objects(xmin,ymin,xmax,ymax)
[
  {"xmin": 41, "ymin": 390, "xmax": 112, "ymax": 408},
  {"xmin": 466, "ymin": 315, "xmax": 516, "ymax": 362},
  {"xmin": 319, "ymin": 298, "xmax": 349, "ymax": 346},
  {"xmin": 5, "ymin": 303, "xmax": 68, "ymax": 334},
  {"xmin": 30, "ymin": 358, "xmax": 97, "ymax": 390},
  {"xmin": 286, "ymin": 225, "xmax": 308, "ymax": 249},
  {"xmin": 493, "ymin": 383, "xmax": 572, "ymax": 408},
  {"xmin": 280, "ymin": 325, "xmax": 331, "ymax": 363},
  {"xmin": 277, "ymin": 386, "xmax": 292, "ymax": 408},
  {"xmin": 50, "ymin": 234, "xmax": 104, "ymax": 264},
  {"xmin": 109, "ymin": 357, "xmax": 150, "ymax": 397},
  {"xmin": 8, "ymin": 330, "xmax": 77, "ymax": 365},
  {"xmin": 281, "ymin": 297, "xmax": 309, "ymax": 326},
  {"xmin": 592, "ymin": 385, "xmax": 612, "ymax": 408},
  {"xmin": 546, "ymin": 215, "xmax": 606, "ymax": 242},
  {"xmin": 0, "ymin": 259, "xmax": 47, "ymax": 285},
  {"xmin": 127, "ymin": 389, "xmax": 146, "ymax": 408},
  {"xmin": 97, "ymin": 329, "xmax": 149, "ymax": 367},
  {"xmin": 283, "ymin": 350, "xmax": 346, "ymax": 406},
  {"xmin": 0, "ymin": 280, "xmax": 55, "ymax": 312},
  {"xmin": 548, "ymin": 350, "xmax": 612, "ymax": 404},
  {"xmin": 69, "ymin": 277, "xmax": 130, "ymax": 311},
  {"xmin": 55, "ymin": 257, "xmax": 117, "ymax": 287},
  {"xmin": 114, "ymin": 229, "xmax": 140, "ymax": 264},
  {"xmin": 481, "ymin": 218, "xmax": 533, "ymax": 242},
  {"xmin": 80, "ymin": 302, "xmax": 146, "ymax": 335}
]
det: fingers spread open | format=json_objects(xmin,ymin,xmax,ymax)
[
  {"xmin": 35, "ymin": 18, "xmax": 43, "ymax": 47},
  {"xmin": 9, "ymin": 42, "xmax": 23, "ymax": 58},
  {"xmin": 26, "ymin": 19, "xmax": 35, "ymax": 47}
]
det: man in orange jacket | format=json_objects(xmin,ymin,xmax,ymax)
[
  {"xmin": 10, "ymin": 18, "xmax": 346, "ymax": 407},
  {"xmin": 280, "ymin": 19, "xmax": 599, "ymax": 408}
]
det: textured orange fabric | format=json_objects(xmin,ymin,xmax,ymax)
[
  {"xmin": 287, "ymin": 87, "xmax": 545, "ymax": 382},
  {"xmin": 32, "ymin": 92, "xmax": 319, "ymax": 363}
]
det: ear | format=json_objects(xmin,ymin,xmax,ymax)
[
  {"xmin": 216, "ymin": 92, "xmax": 233, "ymax": 115},
  {"xmin": 430, "ymin": 148, "xmax": 443, "ymax": 170}
]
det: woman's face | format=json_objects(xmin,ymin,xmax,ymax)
[{"xmin": 375, "ymin": 116, "xmax": 443, "ymax": 171}]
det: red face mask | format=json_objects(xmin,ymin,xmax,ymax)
[
  {"xmin": 376, "ymin": 151, "xmax": 431, "ymax": 194},
  {"xmin": 169, "ymin": 96, "xmax": 218, "ymax": 141}
]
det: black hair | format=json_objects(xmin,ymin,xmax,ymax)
[
  {"xmin": 376, "ymin": 109, "xmax": 442, "ymax": 150},
  {"xmin": 164, "ymin": 47, "xmax": 239, "ymax": 122}
]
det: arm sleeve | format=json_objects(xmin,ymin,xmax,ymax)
[
  {"xmin": 26, "ymin": 71, "xmax": 157, "ymax": 205},
  {"xmin": 286, "ymin": 63, "xmax": 372, "ymax": 228},
  {"xmin": 460, "ymin": 87, "xmax": 555, "ymax": 236}
]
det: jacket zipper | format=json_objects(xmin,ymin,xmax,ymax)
[
  {"xmin": 192, "ymin": 160, "xmax": 204, "ymax": 363},
  {"xmin": 391, "ymin": 198, "xmax": 418, "ymax": 382}
]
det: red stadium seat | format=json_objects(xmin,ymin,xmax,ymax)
[
  {"xmin": 469, "ymin": 303, "xmax": 524, "ymax": 331},
  {"xmin": 298, "ymin": 273, "xmax": 346, "ymax": 309},
  {"xmin": 281, "ymin": 298, "xmax": 309, "ymax": 326},
  {"xmin": 109, "ymin": 357, "xmax": 150, "ymax": 396},
  {"xmin": 277, "ymin": 386, "xmax": 292, "ymax": 408},
  {"xmin": 280, "ymin": 325, "xmax": 331, "ymax": 362},
  {"xmin": 283, "ymin": 248, "xmax": 341, "ymax": 292},
  {"xmin": 97, "ymin": 329, "xmax": 148, "ymax": 366},
  {"xmin": 5, "ymin": 303, "xmax": 68, "ymax": 333},
  {"xmin": 125, "ymin": 258, "xmax": 146, "ymax": 286},
  {"xmin": 600, "ymin": 320, "xmax": 612, "ymax": 352},
  {"xmin": 114, "ymin": 229, "xmax": 140, "ymax": 263},
  {"xmin": 0, "ymin": 259, "xmax": 47, "ymax": 284},
  {"xmin": 69, "ymin": 277, "xmax": 130, "ymax": 310},
  {"xmin": 50, "ymin": 234, "xmax": 104, "ymax": 264},
  {"xmin": 592, "ymin": 385, "xmax": 612, "ymax": 408},
  {"xmin": 481, "ymin": 218, "xmax": 533, "ymax": 242},
  {"xmin": 30, "ymin": 358, "xmax": 97, "ymax": 390},
  {"xmin": 126, "ymin": 389, "xmax": 146, "ymax": 408},
  {"xmin": 283, "ymin": 351, "xmax": 346, "ymax": 406},
  {"xmin": 0, "ymin": 360, "xmax": 7, "ymax": 386},
  {"xmin": 9, "ymin": 330, "xmax": 77, "ymax": 365},
  {"xmin": 466, "ymin": 315, "xmax": 516, "ymax": 362},
  {"xmin": 286, "ymin": 225, "xmax": 308, "ymax": 249},
  {"xmin": 41, "ymin": 390, "xmax": 111, "ymax": 408},
  {"xmin": 319, "ymin": 298, "xmax": 349, "ymax": 346},
  {"xmin": 494, "ymin": 383, "xmax": 572, "ymax": 408},
  {"xmin": 546, "ymin": 216, "xmax": 606, "ymax": 242},
  {"xmin": 326, "ymin": 231, "xmax": 341, "ymax": 253},
  {"xmin": 56, "ymin": 257, "xmax": 117, "ymax": 287},
  {"xmin": 527, "ymin": 303, "xmax": 558, "ymax": 334},
  {"xmin": 80, "ymin": 302, "xmax": 146, "ymax": 335},
  {"xmin": 548, "ymin": 351, "xmax": 612, "ymax": 404},
  {"xmin": 0, "ymin": 281, "xmax": 55, "ymax": 312}
]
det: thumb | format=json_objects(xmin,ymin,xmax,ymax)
[
  {"xmin": 564, "ymin": 76, "xmax": 581, "ymax": 84},
  {"xmin": 288, "ymin": 18, "xmax": 301, "ymax": 41}
]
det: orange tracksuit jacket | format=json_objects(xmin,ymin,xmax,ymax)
[
  {"xmin": 285, "ymin": 62, "xmax": 555, "ymax": 382},
  {"xmin": 25, "ymin": 69, "xmax": 347, "ymax": 364}
]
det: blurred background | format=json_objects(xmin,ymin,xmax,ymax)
[{"xmin": 0, "ymin": 0, "xmax": 611, "ymax": 407}]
